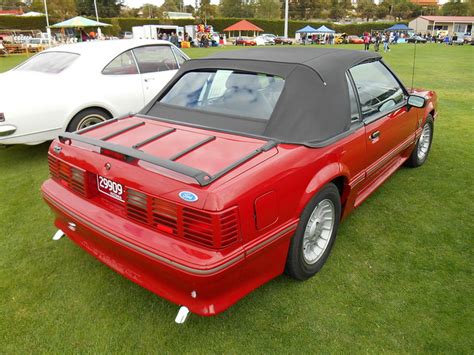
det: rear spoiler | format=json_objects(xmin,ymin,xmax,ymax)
[{"xmin": 58, "ymin": 116, "xmax": 277, "ymax": 187}]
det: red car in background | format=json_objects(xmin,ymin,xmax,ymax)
[
  {"xmin": 274, "ymin": 37, "xmax": 293, "ymax": 45},
  {"xmin": 42, "ymin": 48, "xmax": 437, "ymax": 321},
  {"xmin": 234, "ymin": 36, "xmax": 257, "ymax": 46},
  {"xmin": 347, "ymin": 35, "xmax": 364, "ymax": 44}
]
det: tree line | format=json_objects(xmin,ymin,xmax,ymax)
[{"xmin": 0, "ymin": 0, "xmax": 471, "ymax": 22}]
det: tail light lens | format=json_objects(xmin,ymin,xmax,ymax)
[
  {"xmin": 48, "ymin": 155, "xmax": 87, "ymax": 196},
  {"xmin": 126, "ymin": 188, "xmax": 240, "ymax": 249}
]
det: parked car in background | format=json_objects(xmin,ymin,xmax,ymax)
[
  {"xmin": 123, "ymin": 31, "xmax": 133, "ymax": 39},
  {"xmin": 234, "ymin": 36, "xmax": 257, "ymax": 46},
  {"xmin": 452, "ymin": 33, "xmax": 465, "ymax": 45},
  {"xmin": 262, "ymin": 33, "xmax": 276, "ymax": 44},
  {"xmin": 274, "ymin": 36, "xmax": 293, "ymax": 45},
  {"xmin": 42, "ymin": 48, "xmax": 437, "ymax": 319},
  {"xmin": 407, "ymin": 35, "xmax": 427, "ymax": 44},
  {"xmin": 347, "ymin": 35, "xmax": 364, "ymax": 44},
  {"xmin": 262, "ymin": 35, "xmax": 276, "ymax": 45},
  {"xmin": 25, "ymin": 37, "xmax": 50, "ymax": 49},
  {"xmin": 0, "ymin": 40, "xmax": 189, "ymax": 145},
  {"xmin": 334, "ymin": 33, "xmax": 347, "ymax": 44}
]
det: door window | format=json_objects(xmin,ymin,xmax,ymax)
[
  {"xmin": 133, "ymin": 45, "xmax": 179, "ymax": 74},
  {"xmin": 102, "ymin": 50, "xmax": 138, "ymax": 75},
  {"xmin": 349, "ymin": 61, "xmax": 405, "ymax": 119}
]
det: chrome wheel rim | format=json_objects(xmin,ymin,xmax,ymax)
[
  {"xmin": 77, "ymin": 114, "xmax": 106, "ymax": 130},
  {"xmin": 302, "ymin": 199, "xmax": 335, "ymax": 264},
  {"xmin": 417, "ymin": 123, "xmax": 431, "ymax": 161}
]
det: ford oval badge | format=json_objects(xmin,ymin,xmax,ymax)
[{"xmin": 179, "ymin": 191, "xmax": 198, "ymax": 202}]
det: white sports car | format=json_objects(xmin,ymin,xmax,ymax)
[{"xmin": 0, "ymin": 39, "xmax": 189, "ymax": 145}]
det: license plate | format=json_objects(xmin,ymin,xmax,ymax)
[{"xmin": 97, "ymin": 175, "xmax": 124, "ymax": 202}]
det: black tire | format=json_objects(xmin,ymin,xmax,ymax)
[
  {"xmin": 285, "ymin": 183, "xmax": 341, "ymax": 281},
  {"xmin": 405, "ymin": 115, "xmax": 434, "ymax": 168},
  {"xmin": 67, "ymin": 108, "xmax": 111, "ymax": 132}
]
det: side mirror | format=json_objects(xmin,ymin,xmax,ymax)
[{"xmin": 407, "ymin": 95, "xmax": 426, "ymax": 109}]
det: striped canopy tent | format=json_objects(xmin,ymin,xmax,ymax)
[
  {"xmin": 50, "ymin": 16, "xmax": 111, "ymax": 28},
  {"xmin": 223, "ymin": 20, "xmax": 264, "ymax": 37}
]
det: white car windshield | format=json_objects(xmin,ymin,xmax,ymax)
[{"xmin": 16, "ymin": 52, "xmax": 79, "ymax": 74}]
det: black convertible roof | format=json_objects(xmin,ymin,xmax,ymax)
[{"xmin": 142, "ymin": 48, "xmax": 382, "ymax": 146}]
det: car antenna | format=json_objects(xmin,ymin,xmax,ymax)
[{"xmin": 410, "ymin": 14, "xmax": 420, "ymax": 90}]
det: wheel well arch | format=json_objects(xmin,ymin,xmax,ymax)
[
  {"xmin": 298, "ymin": 167, "xmax": 351, "ymax": 220},
  {"xmin": 66, "ymin": 106, "xmax": 114, "ymax": 130}
]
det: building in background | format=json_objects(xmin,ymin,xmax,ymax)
[
  {"xmin": 164, "ymin": 12, "xmax": 194, "ymax": 20},
  {"xmin": 409, "ymin": 15, "xmax": 474, "ymax": 35}
]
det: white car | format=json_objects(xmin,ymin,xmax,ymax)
[
  {"xmin": 26, "ymin": 38, "xmax": 51, "ymax": 49},
  {"xmin": 0, "ymin": 39, "xmax": 189, "ymax": 145}
]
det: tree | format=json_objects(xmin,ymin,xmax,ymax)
[
  {"xmin": 357, "ymin": 0, "xmax": 377, "ymax": 21},
  {"xmin": 197, "ymin": 0, "xmax": 216, "ymax": 24},
  {"xmin": 140, "ymin": 3, "xmax": 162, "ymax": 18},
  {"xmin": 120, "ymin": 6, "xmax": 139, "ymax": 17},
  {"xmin": 329, "ymin": 0, "xmax": 348, "ymax": 20},
  {"xmin": 219, "ymin": 0, "xmax": 255, "ymax": 18},
  {"xmin": 184, "ymin": 4, "xmax": 194, "ymax": 14},
  {"xmin": 76, "ymin": 0, "xmax": 122, "ymax": 18},
  {"xmin": 32, "ymin": 0, "xmax": 77, "ymax": 19},
  {"xmin": 286, "ymin": 0, "xmax": 328, "ymax": 20},
  {"xmin": 392, "ymin": 0, "xmax": 412, "ymax": 20},
  {"xmin": 161, "ymin": 0, "xmax": 179, "ymax": 12},
  {"xmin": 441, "ymin": 0, "xmax": 470, "ymax": 16},
  {"xmin": 255, "ymin": 0, "xmax": 280, "ymax": 19}
]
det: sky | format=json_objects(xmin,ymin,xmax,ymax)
[{"xmin": 124, "ymin": 0, "xmax": 220, "ymax": 10}]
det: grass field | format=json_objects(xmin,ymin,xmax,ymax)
[{"xmin": 1, "ymin": 44, "xmax": 473, "ymax": 353}]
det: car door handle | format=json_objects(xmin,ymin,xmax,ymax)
[
  {"xmin": 370, "ymin": 131, "xmax": 380, "ymax": 141},
  {"xmin": 144, "ymin": 78, "xmax": 155, "ymax": 82}
]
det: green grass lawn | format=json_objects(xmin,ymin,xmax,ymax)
[{"xmin": 1, "ymin": 44, "xmax": 473, "ymax": 353}]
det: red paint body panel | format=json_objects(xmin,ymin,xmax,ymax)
[{"xmin": 42, "ymin": 88, "xmax": 437, "ymax": 315}]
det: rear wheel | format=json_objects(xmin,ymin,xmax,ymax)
[
  {"xmin": 406, "ymin": 115, "xmax": 434, "ymax": 167},
  {"xmin": 286, "ymin": 183, "xmax": 341, "ymax": 281},
  {"xmin": 67, "ymin": 108, "xmax": 111, "ymax": 132}
]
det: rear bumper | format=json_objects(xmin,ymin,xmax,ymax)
[{"xmin": 42, "ymin": 179, "xmax": 297, "ymax": 316}]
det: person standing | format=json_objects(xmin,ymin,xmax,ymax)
[
  {"xmin": 383, "ymin": 32, "xmax": 390, "ymax": 52},
  {"xmin": 374, "ymin": 32, "xmax": 381, "ymax": 52},
  {"xmin": 170, "ymin": 32, "xmax": 179, "ymax": 47},
  {"xmin": 363, "ymin": 32, "xmax": 370, "ymax": 51}
]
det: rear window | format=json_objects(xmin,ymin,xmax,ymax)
[
  {"xmin": 16, "ymin": 52, "xmax": 79, "ymax": 74},
  {"xmin": 160, "ymin": 70, "xmax": 285, "ymax": 120}
]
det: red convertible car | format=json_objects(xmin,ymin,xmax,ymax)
[{"xmin": 42, "ymin": 48, "xmax": 437, "ymax": 321}]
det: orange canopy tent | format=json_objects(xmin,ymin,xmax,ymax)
[{"xmin": 223, "ymin": 20, "xmax": 264, "ymax": 37}]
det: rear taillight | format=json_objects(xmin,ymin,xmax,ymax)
[
  {"xmin": 48, "ymin": 155, "xmax": 87, "ymax": 196},
  {"xmin": 125, "ymin": 188, "xmax": 240, "ymax": 248}
]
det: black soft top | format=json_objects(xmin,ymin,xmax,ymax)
[{"xmin": 142, "ymin": 48, "xmax": 382, "ymax": 146}]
